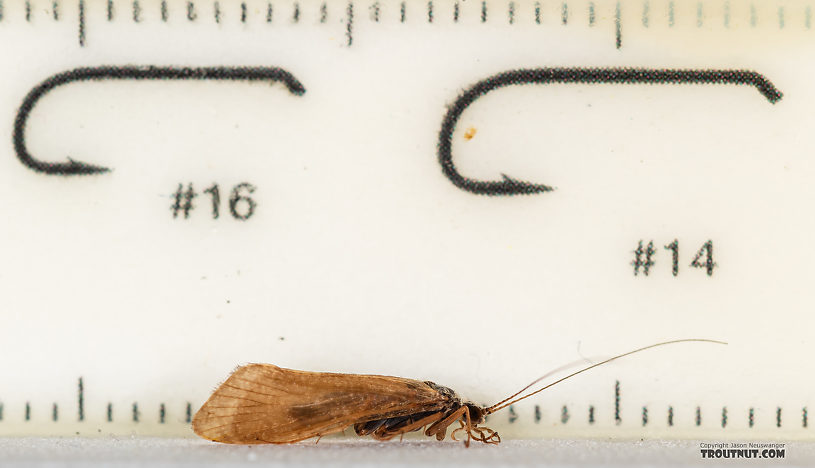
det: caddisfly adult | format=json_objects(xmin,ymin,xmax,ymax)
[{"xmin": 193, "ymin": 338, "xmax": 724, "ymax": 446}]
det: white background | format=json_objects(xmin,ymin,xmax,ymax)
[{"xmin": 0, "ymin": 0, "xmax": 812, "ymax": 439}]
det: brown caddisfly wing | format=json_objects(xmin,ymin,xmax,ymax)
[{"xmin": 193, "ymin": 363, "xmax": 451, "ymax": 444}]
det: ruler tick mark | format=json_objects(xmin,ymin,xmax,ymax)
[
  {"xmin": 508, "ymin": 1, "xmax": 514, "ymax": 24},
  {"xmin": 721, "ymin": 406, "xmax": 727, "ymax": 428},
  {"xmin": 588, "ymin": 405, "xmax": 595, "ymax": 424},
  {"xmin": 427, "ymin": 1, "xmax": 432, "ymax": 23},
  {"xmin": 561, "ymin": 2, "xmax": 567, "ymax": 25},
  {"xmin": 160, "ymin": 403, "xmax": 166, "ymax": 424},
  {"xmin": 778, "ymin": 6, "xmax": 784, "ymax": 29},
  {"xmin": 52, "ymin": 403, "xmax": 58, "ymax": 422},
  {"xmin": 132, "ymin": 402, "xmax": 140, "ymax": 422},
  {"xmin": 642, "ymin": 406, "xmax": 648, "ymax": 426},
  {"xmin": 668, "ymin": 1, "xmax": 674, "ymax": 26},
  {"xmin": 133, "ymin": 0, "xmax": 141, "ymax": 22},
  {"xmin": 187, "ymin": 1, "xmax": 196, "ymax": 21},
  {"xmin": 668, "ymin": 406, "xmax": 674, "ymax": 426},
  {"xmin": 52, "ymin": 0, "xmax": 59, "ymax": 20},
  {"xmin": 724, "ymin": 1, "xmax": 730, "ymax": 28},
  {"xmin": 214, "ymin": 1, "xmax": 221, "ymax": 24},
  {"xmin": 25, "ymin": 402, "xmax": 30, "ymax": 421},
  {"xmin": 750, "ymin": 3, "xmax": 756, "ymax": 27},
  {"xmin": 696, "ymin": 2, "xmax": 703, "ymax": 27},
  {"xmin": 266, "ymin": 2, "xmax": 272, "ymax": 23},
  {"xmin": 25, "ymin": 1, "xmax": 30, "ymax": 22},
  {"xmin": 561, "ymin": 405, "xmax": 570, "ymax": 424},
  {"xmin": 777, "ymin": 407, "xmax": 782, "ymax": 427},
  {"xmin": 78, "ymin": 0, "xmax": 85, "ymax": 46},
  {"xmin": 481, "ymin": 1, "xmax": 486, "ymax": 23},
  {"xmin": 453, "ymin": 1, "xmax": 458, "ymax": 22},
  {"xmin": 534, "ymin": 405, "xmax": 541, "ymax": 423},
  {"xmin": 508, "ymin": 405, "xmax": 517, "ymax": 423},
  {"xmin": 642, "ymin": 1, "xmax": 648, "ymax": 27},
  {"xmin": 749, "ymin": 407, "xmax": 754, "ymax": 427},
  {"xmin": 804, "ymin": 407, "xmax": 808, "ymax": 428},
  {"xmin": 614, "ymin": 380, "xmax": 621, "ymax": 425},
  {"xmin": 614, "ymin": 2, "xmax": 621, "ymax": 49},
  {"xmin": 0, "ymin": 1, "xmax": 4, "ymax": 21},
  {"xmin": 186, "ymin": 402, "xmax": 192, "ymax": 423},
  {"xmin": 78, "ymin": 377, "xmax": 84, "ymax": 421},
  {"xmin": 292, "ymin": 2, "xmax": 299, "ymax": 23},
  {"xmin": 320, "ymin": 2, "xmax": 326, "ymax": 23},
  {"xmin": 346, "ymin": 1, "xmax": 353, "ymax": 46},
  {"xmin": 161, "ymin": 0, "xmax": 167, "ymax": 21},
  {"xmin": 240, "ymin": 2, "xmax": 246, "ymax": 23},
  {"xmin": 588, "ymin": 2, "xmax": 594, "ymax": 26},
  {"xmin": 371, "ymin": 1, "xmax": 379, "ymax": 22},
  {"xmin": 696, "ymin": 406, "xmax": 701, "ymax": 426},
  {"xmin": 107, "ymin": 0, "xmax": 114, "ymax": 21},
  {"xmin": 535, "ymin": 1, "xmax": 541, "ymax": 24},
  {"xmin": 107, "ymin": 403, "xmax": 113, "ymax": 422}
]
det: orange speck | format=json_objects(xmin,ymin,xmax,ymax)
[{"xmin": 463, "ymin": 127, "xmax": 477, "ymax": 140}]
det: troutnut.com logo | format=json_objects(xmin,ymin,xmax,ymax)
[{"xmin": 700, "ymin": 442, "xmax": 786, "ymax": 460}]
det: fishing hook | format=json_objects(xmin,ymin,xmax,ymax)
[
  {"xmin": 438, "ymin": 68, "xmax": 782, "ymax": 196},
  {"xmin": 13, "ymin": 65, "xmax": 306, "ymax": 175}
]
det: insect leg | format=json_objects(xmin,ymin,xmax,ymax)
[
  {"xmin": 464, "ymin": 407, "xmax": 472, "ymax": 447},
  {"xmin": 371, "ymin": 412, "xmax": 446, "ymax": 441},
  {"xmin": 455, "ymin": 419, "xmax": 500, "ymax": 445},
  {"xmin": 451, "ymin": 420, "xmax": 466, "ymax": 441},
  {"xmin": 424, "ymin": 406, "xmax": 468, "ymax": 442},
  {"xmin": 354, "ymin": 419, "xmax": 387, "ymax": 436},
  {"xmin": 473, "ymin": 426, "xmax": 501, "ymax": 444}
]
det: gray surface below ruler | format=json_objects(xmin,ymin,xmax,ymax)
[{"xmin": 0, "ymin": 437, "xmax": 805, "ymax": 467}]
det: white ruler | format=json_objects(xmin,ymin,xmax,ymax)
[{"xmin": 0, "ymin": 0, "xmax": 812, "ymax": 441}]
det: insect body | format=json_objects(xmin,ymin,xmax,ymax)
[
  {"xmin": 192, "ymin": 364, "xmax": 497, "ymax": 445},
  {"xmin": 193, "ymin": 339, "xmax": 724, "ymax": 446}
]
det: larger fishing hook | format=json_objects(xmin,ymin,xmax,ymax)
[
  {"xmin": 438, "ymin": 68, "xmax": 782, "ymax": 196},
  {"xmin": 13, "ymin": 66, "xmax": 306, "ymax": 175}
]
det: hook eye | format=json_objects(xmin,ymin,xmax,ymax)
[{"xmin": 437, "ymin": 68, "xmax": 782, "ymax": 196}]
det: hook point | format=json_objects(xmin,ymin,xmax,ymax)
[
  {"xmin": 500, "ymin": 173, "xmax": 554, "ymax": 194},
  {"xmin": 66, "ymin": 157, "xmax": 111, "ymax": 175}
]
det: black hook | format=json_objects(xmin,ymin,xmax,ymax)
[
  {"xmin": 13, "ymin": 66, "xmax": 306, "ymax": 175},
  {"xmin": 438, "ymin": 68, "xmax": 782, "ymax": 196}
]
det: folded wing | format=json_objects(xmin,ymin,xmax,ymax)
[{"xmin": 192, "ymin": 363, "xmax": 451, "ymax": 444}]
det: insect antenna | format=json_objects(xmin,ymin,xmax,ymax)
[{"xmin": 484, "ymin": 338, "xmax": 726, "ymax": 415}]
